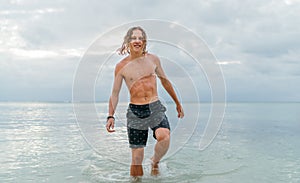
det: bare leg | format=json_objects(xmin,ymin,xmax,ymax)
[
  {"xmin": 151, "ymin": 128, "xmax": 170, "ymax": 176},
  {"xmin": 130, "ymin": 148, "xmax": 144, "ymax": 178}
]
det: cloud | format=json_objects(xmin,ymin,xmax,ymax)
[
  {"xmin": 217, "ymin": 61, "xmax": 241, "ymax": 65},
  {"xmin": 2, "ymin": 48, "xmax": 84, "ymax": 59},
  {"xmin": 0, "ymin": 0, "xmax": 300, "ymax": 102},
  {"xmin": 284, "ymin": 0, "xmax": 300, "ymax": 5},
  {"xmin": 0, "ymin": 8, "xmax": 64, "ymax": 15},
  {"xmin": 0, "ymin": 19, "xmax": 26, "ymax": 48}
]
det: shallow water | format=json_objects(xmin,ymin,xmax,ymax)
[{"xmin": 0, "ymin": 102, "xmax": 300, "ymax": 182}]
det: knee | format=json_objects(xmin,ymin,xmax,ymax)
[{"xmin": 156, "ymin": 129, "xmax": 170, "ymax": 142}]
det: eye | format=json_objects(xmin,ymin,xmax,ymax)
[{"xmin": 130, "ymin": 37, "xmax": 144, "ymax": 41}]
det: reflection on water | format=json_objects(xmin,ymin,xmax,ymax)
[{"xmin": 0, "ymin": 103, "xmax": 89, "ymax": 182}]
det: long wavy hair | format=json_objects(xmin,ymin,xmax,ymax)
[{"xmin": 117, "ymin": 26, "xmax": 148, "ymax": 55}]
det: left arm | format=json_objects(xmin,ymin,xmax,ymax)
[{"xmin": 153, "ymin": 55, "xmax": 184, "ymax": 118}]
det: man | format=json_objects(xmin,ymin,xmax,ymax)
[{"xmin": 106, "ymin": 26, "xmax": 184, "ymax": 179}]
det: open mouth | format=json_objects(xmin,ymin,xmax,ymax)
[{"xmin": 133, "ymin": 44, "xmax": 142, "ymax": 48}]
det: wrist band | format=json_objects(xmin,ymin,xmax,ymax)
[{"xmin": 107, "ymin": 116, "xmax": 115, "ymax": 121}]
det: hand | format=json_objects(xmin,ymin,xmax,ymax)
[
  {"xmin": 106, "ymin": 118, "xmax": 115, "ymax": 132},
  {"xmin": 176, "ymin": 104, "xmax": 184, "ymax": 118}
]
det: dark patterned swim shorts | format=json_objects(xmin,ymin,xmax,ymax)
[{"xmin": 126, "ymin": 100, "xmax": 170, "ymax": 148}]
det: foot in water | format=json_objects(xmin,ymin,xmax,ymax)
[
  {"xmin": 150, "ymin": 158, "xmax": 160, "ymax": 176},
  {"xmin": 130, "ymin": 176, "xmax": 142, "ymax": 182},
  {"xmin": 130, "ymin": 165, "xmax": 143, "ymax": 181}
]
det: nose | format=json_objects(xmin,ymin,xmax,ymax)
[{"xmin": 132, "ymin": 38, "xmax": 139, "ymax": 42}]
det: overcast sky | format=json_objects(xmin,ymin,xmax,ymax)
[{"xmin": 1, "ymin": 0, "xmax": 300, "ymax": 102}]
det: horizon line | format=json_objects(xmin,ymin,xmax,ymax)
[{"xmin": 0, "ymin": 100, "xmax": 299, "ymax": 103}]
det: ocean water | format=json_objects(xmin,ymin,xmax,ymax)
[{"xmin": 0, "ymin": 102, "xmax": 300, "ymax": 183}]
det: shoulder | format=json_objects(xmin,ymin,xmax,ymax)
[
  {"xmin": 146, "ymin": 53, "xmax": 160, "ymax": 64},
  {"xmin": 115, "ymin": 56, "xmax": 129, "ymax": 76},
  {"xmin": 146, "ymin": 53, "xmax": 159, "ymax": 60}
]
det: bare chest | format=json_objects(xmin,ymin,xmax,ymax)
[{"xmin": 122, "ymin": 59, "xmax": 157, "ymax": 83}]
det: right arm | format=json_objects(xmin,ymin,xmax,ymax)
[{"xmin": 106, "ymin": 64, "xmax": 123, "ymax": 133}]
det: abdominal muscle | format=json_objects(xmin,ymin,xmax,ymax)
[{"xmin": 128, "ymin": 74, "xmax": 159, "ymax": 105}]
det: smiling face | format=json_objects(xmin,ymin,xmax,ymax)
[
  {"xmin": 129, "ymin": 29, "xmax": 145, "ymax": 55},
  {"xmin": 118, "ymin": 26, "xmax": 148, "ymax": 55}
]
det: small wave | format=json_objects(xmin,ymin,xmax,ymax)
[{"xmin": 201, "ymin": 164, "xmax": 245, "ymax": 177}]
